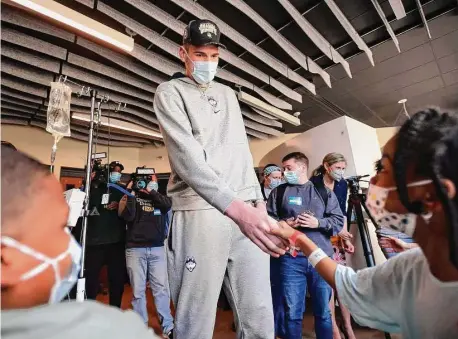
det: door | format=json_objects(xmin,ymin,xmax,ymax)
[{"xmin": 60, "ymin": 176, "xmax": 83, "ymax": 191}]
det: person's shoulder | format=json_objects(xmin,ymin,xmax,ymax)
[
  {"xmin": 212, "ymin": 80, "xmax": 233, "ymax": 92},
  {"xmin": 309, "ymin": 174, "xmax": 322, "ymax": 185},
  {"xmin": 58, "ymin": 301, "xmax": 159, "ymax": 338},
  {"xmin": 156, "ymin": 79, "xmax": 182, "ymax": 95},
  {"xmin": 379, "ymin": 248, "xmax": 426, "ymax": 281}
]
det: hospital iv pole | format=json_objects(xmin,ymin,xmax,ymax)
[{"xmin": 76, "ymin": 89, "xmax": 97, "ymax": 302}]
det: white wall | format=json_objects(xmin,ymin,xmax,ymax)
[
  {"xmin": 260, "ymin": 116, "xmax": 358, "ymax": 176},
  {"xmin": 345, "ymin": 116, "xmax": 382, "ymax": 179}
]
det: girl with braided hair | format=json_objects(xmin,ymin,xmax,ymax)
[{"xmin": 271, "ymin": 108, "xmax": 458, "ymax": 338}]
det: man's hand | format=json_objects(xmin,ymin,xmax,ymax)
[
  {"xmin": 225, "ymin": 200, "xmax": 288, "ymax": 257},
  {"xmin": 106, "ymin": 201, "xmax": 119, "ymax": 210},
  {"xmin": 297, "ymin": 213, "xmax": 319, "ymax": 228}
]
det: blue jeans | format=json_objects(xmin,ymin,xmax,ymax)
[
  {"xmin": 126, "ymin": 246, "xmax": 174, "ymax": 334},
  {"xmin": 281, "ymin": 254, "xmax": 332, "ymax": 339},
  {"xmin": 271, "ymin": 257, "xmax": 286, "ymax": 337}
]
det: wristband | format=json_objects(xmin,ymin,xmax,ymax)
[
  {"xmin": 288, "ymin": 231, "xmax": 302, "ymax": 258},
  {"xmin": 308, "ymin": 248, "xmax": 327, "ymax": 267}
]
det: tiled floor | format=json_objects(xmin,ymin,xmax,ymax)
[{"xmin": 97, "ymin": 284, "xmax": 400, "ymax": 339}]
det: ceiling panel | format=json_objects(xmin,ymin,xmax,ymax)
[{"xmin": 1, "ymin": 0, "xmax": 456, "ymax": 142}]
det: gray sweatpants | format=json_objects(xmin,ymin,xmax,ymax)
[{"xmin": 167, "ymin": 209, "xmax": 274, "ymax": 339}]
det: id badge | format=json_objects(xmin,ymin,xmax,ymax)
[
  {"xmin": 153, "ymin": 209, "xmax": 162, "ymax": 216},
  {"xmin": 288, "ymin": 196, "xmax": 303, "ymax": 206},
  {"xmin": 101, "ymin": 193, "xmax": 110, "ymax": 205}
]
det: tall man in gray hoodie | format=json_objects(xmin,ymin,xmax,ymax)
[{"xmin": 154, "ymin": 19, "xmax": 287, "ymax": 339}]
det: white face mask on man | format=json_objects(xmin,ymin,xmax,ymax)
[
  {"xmin": 182, "ymin": 48, "xmax": 218, "ymax": 84},
  {"xmin": 0, "ymin": 228, "xmax": 82, "ymax": 304},
  {"xmin": 366, "ymin": 179, "xmax": 433, "ymax": 236}
]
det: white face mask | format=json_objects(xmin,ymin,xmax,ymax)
[
  {"xmin": 366, "ymin": 179, "xmax": 433, "ymax": 236},
  {"xmin": 183, "ymin": 48, "xmax": 218, "ymax": 84},
  {"xmin": 1, "ymin": 228, "xmax": 82, "ymax": 303}
]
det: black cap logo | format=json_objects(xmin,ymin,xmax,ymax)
[{"xmin": 198, "ymin": 22, "xmax": 217, "ymax": 36}]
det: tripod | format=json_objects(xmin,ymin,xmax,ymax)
[{"xmin": 346, "ymin": 176, "xmax": 391, "ymax": 339}]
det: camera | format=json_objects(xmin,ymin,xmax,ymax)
[
  {"xmin": 92, "ymin": 159, "xmax": 109, "ymax": 185},
  {"xmin": 345, "ymin": 175, "xmax": 369, "ymax": 195},
  {"xmin": 131, "ymin": 167, "xmax": 156, "ymax": 191}
]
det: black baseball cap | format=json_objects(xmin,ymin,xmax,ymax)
[
  {"xmin": 183, "ymin": 19, "xmax": 226, "ymax": 49},
  {"xmin": 109, "ymin": 161, "xmax": 124, "ymax": 171}
]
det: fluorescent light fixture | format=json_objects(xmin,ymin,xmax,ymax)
[
  {"xmin": 324, "ymin": 0, "xmax": 375, "ymax": 66},
  {"xmin": 238, "ymin": 91, "xmax": 301, "ymax": 126},
  {"xmin": 8, "ymin": 0, "xmax": 134, "ymax": 52},
  {"xmin": 371, "ymin": 0, "xmax": 401, "ymax": 53},
  {"xmin": 72, "ymin": 113, "xmax": 163, "ymax": 139},
  {"xmin": 387, "ymin": 0, "xmax": 407, "ymax": 20}
]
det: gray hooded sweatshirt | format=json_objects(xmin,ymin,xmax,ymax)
[
  {"xmin": 154, "ymin": 76, "xmax": 263, "ymax": 213},
  {"xmin": 1, "ymin": 301, "xmax": 160, "ymax": 339}
]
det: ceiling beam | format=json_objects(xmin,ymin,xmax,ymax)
[
  {"xmin": 1, "ymin": 74, "xmax": 48, "ymax": 97},
  {"xmin": 122, "ymin": 0, "xmax": 301, "ymax": 106},
  {"xmin": 238, "ymin": 91, "xmax": 301, "ymax": 126},
  {"xmin": 61, "ymin": 63, "xmax": 154, "ymax": 103},
  {"xmin": 387, "ymin": 0, "xmax": 407, "ymax": 20},
  {"xmin": 415, "ymin": 0, "xmax": 432, "ymax": 39},
  {"xmin": 243, "ymin": 119, "xmax": 283, "ymax": 137},
  {"xmin": 98, "ymin": 2, "xmax": 297, "ymax": 109},
  {"xmin": 2, "ymin": 4, "xmax": 75, "ymax": 41},
  {"xmin": 276, "ymin": 0, "xmax": 351, "ymax": 79},
  {"xmin": 169, "ymin": 0, "xmax": 315, "ymax": 94},
  {"xmin": 1, "ymin": 87, "xmax": 44, "ymax": 104},
  {"xmin": 1, "ymin": 44, "xmax": 61, "ymax": 73},
  {"xmin": 67, "ymin": 53, "xmax": 157, "ymax": 93},
  {"xmin": 370, "ymin": 0, "xmax": 401, "ymax": 53},
  {"xmin": 240, "ymin": 106, "xmax": 283, "ymax": 128},
  {"xmin": 76, "ymin": 37, "xmax": 168, "ymax": 85},
  {"xmin": 324, "ymin": 0, "xmax": 374, "ymax": 66},
  {"xmin": 1, "ymin": 26, "xmax": 67, "ymax": 59},
  {"xmin": 2, "ymin": 58, "xmax": 54, "ymax": 86}
]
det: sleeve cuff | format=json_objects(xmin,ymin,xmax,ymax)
[{"xmin": 212, "ymin": 187, "xmax": 237, "ymax": 214}]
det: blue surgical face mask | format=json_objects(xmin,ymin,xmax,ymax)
[
  {"xmin": 0, "ymin": 228, "xmax": 82, "ymax": 304},
  {"xmin": 192, "ymin": 60, "xmax": 218, "ymax": 84},
  {"xmin": 147, "ymin": 181, "xmax": 159, "ymax": 192},
  {"xmin": 269, "ymin": 178, "xmax": 282, "ymax": 189},
  {"xmin": 109, "ymin": 172, "xmax": 121, "ymax": 184},
  {"xmin": 183, "ymin": 48, "xmax": 218, "ymax": 84},
  {"xmin": 284, "ymin": 170, "xmax": 300, "ymax": 185}
]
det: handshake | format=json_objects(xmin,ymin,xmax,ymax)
[{"xmin": 225, "ymin": 199, "xmax": 308, "ymax": 257}]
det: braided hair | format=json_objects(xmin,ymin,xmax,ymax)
[{"xmin": 393, "ymin": 108, "xmax": 458, "ymax": 267}]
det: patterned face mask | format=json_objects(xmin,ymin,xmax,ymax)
[{"xmin": 365, "ymin": 179, "xmax": 433, "ymax": 236}]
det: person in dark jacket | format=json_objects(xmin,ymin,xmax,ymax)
[
  {"xmin": 84, "ymin": 161, "xmax": 127, "ymax": 307},
  {"xmin": 268, "ymin": 152, "xmax": 344, "ymax": 339},
  {"xmin": 311, "ymin": 153, "xmax": 356, "ymax": 339},
  {"xmin": 119, "ymin": 174, "xmax": 174, "ymax": 338}
]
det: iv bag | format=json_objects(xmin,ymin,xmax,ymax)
[{"xmin": 46, "ymin": 82, "xmax": 72, "ymax": 137}]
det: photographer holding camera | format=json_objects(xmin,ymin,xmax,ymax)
[
  {"xmin": 118, "ymin": 169, "xmax": 174, "ymax": 337},
  {"xmin": 84, "ymin": 161, "xmax": 127, "ymax": 307}
]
